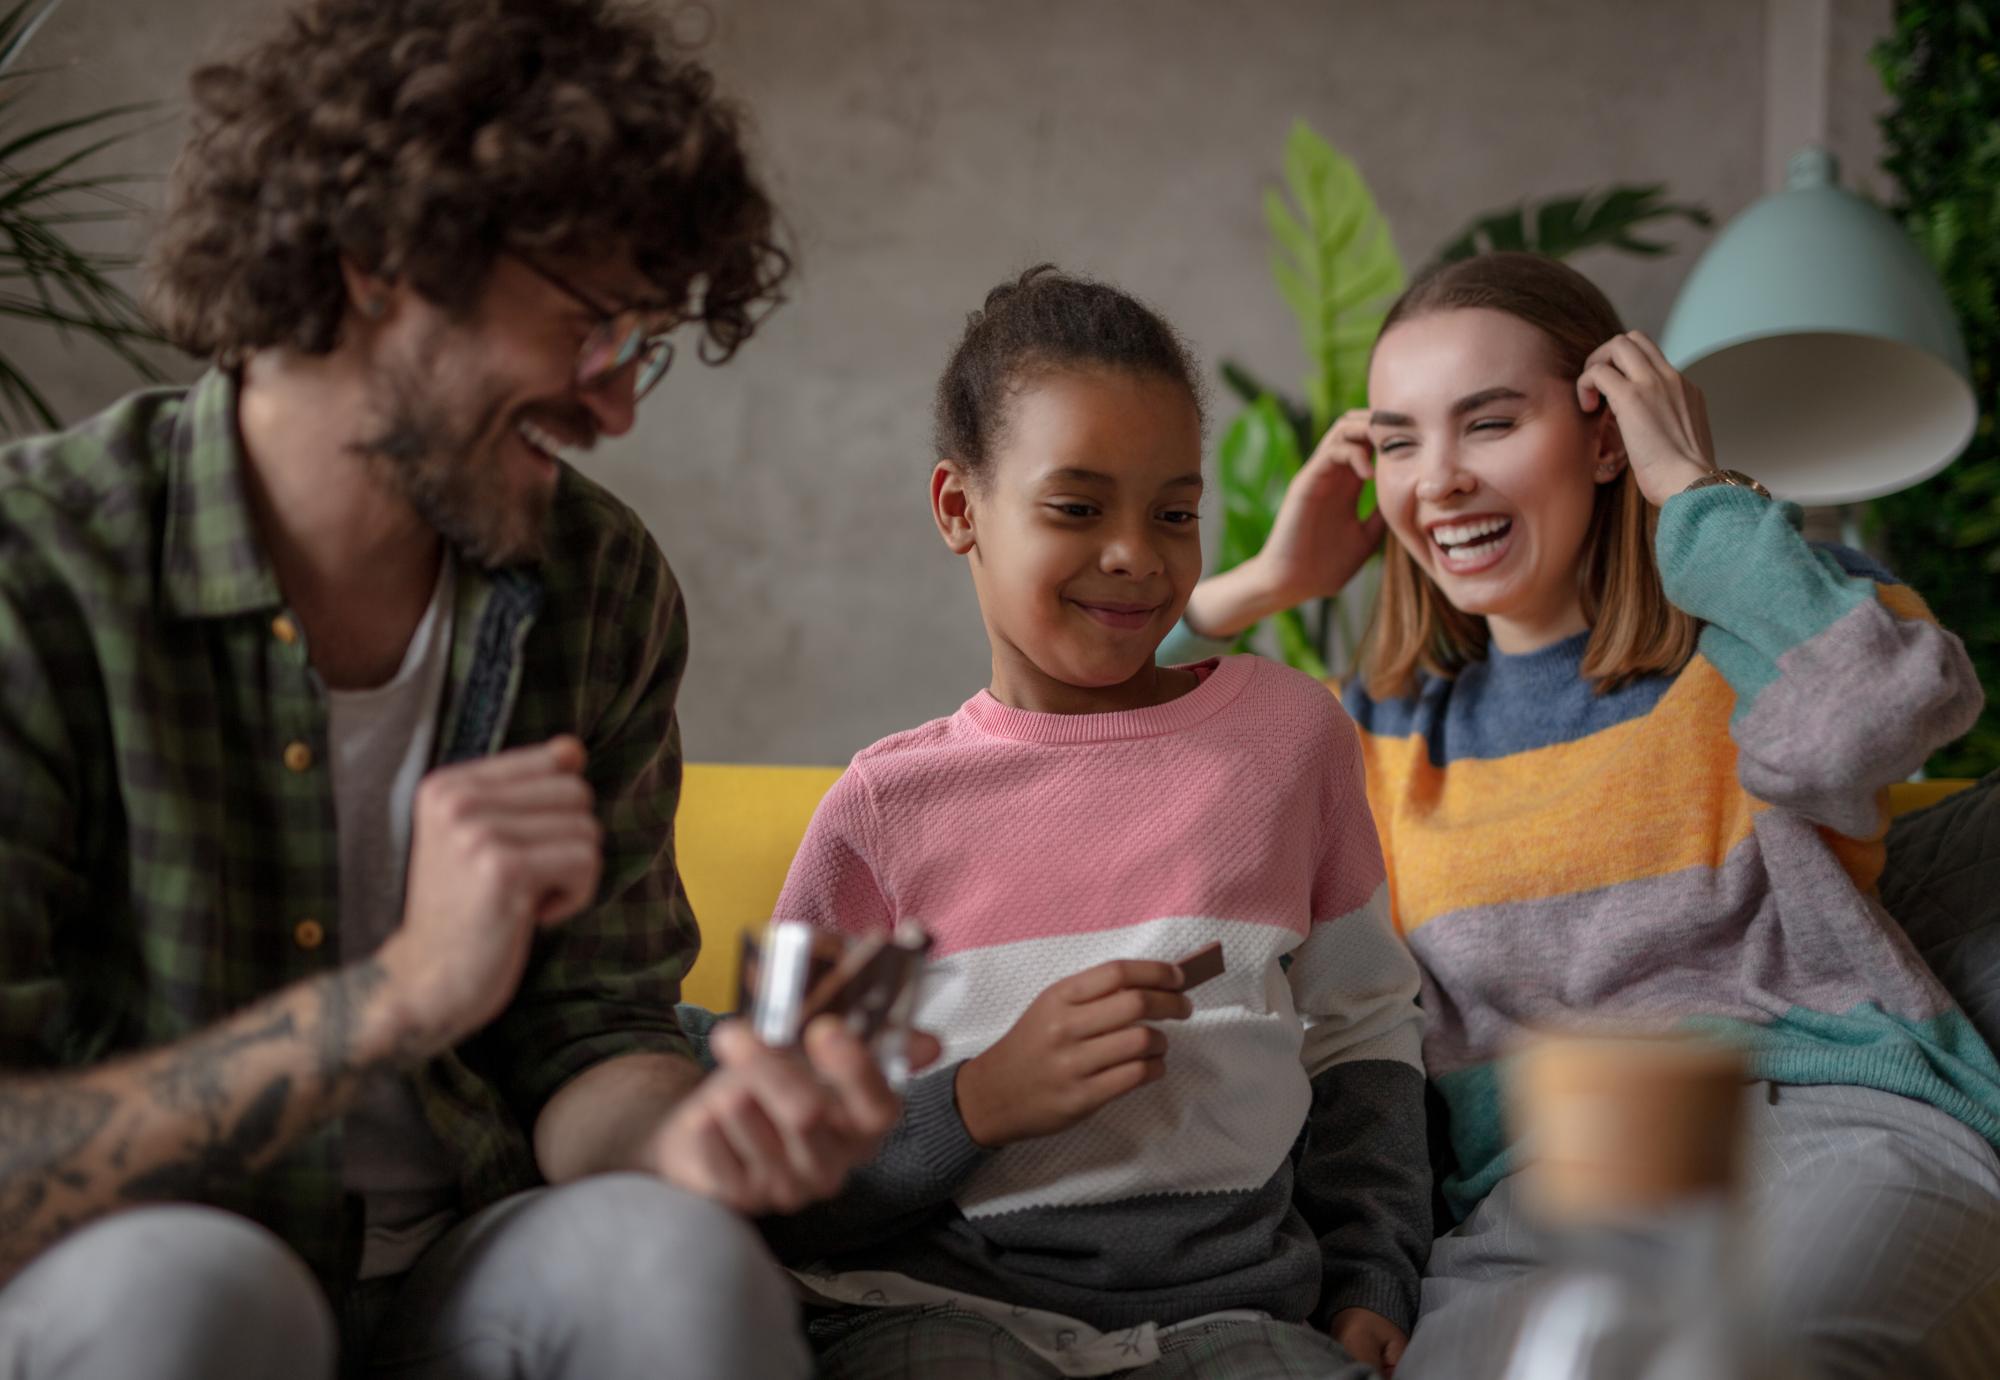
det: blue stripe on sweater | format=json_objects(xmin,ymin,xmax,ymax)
[{"xmin": 1344, "ymin": 634, "xmax": 1674, "ymax": 767}]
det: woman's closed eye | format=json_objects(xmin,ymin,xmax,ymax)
[{"xmin": 1469, "ymin": 417, "xmax": 1516, "ymax": 437}]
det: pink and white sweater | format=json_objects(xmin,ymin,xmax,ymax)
[{"xmin": 762, "ymin": 655, "xmax": 1431, "ymax": 1333}]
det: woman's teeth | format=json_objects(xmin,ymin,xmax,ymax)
[{"xmin": 1432, "ymin": 517, "xmax": 1513, "ymax": 569}]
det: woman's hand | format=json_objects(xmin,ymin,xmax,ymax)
[
  {"xmin": 1575, "ymin": 330, "xmax": 1718, "ymax": 508},
  {"xmin": 1182, "ymin": 409, "xmax": 1387, "ymax": 640},
  {"xmin": 954, "ymin": 960, "xmax": 1191, "ymax": 1148}
]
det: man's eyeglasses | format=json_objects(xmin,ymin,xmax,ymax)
[{"xmin": 517, "ymin": 257, "xmax": 678, "ymax": 402}]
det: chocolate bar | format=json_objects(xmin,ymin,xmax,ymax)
[{"xmin": 1174, "ymin": 941, "xmax": 1225, "ymax": 992}]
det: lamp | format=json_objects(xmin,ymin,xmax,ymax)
[{"xmin": 1659, "ymin": 147, "xmax": 1974, "ymax": 506}]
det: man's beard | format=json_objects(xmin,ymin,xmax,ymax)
[{"xmin": 352, "ymin": 360, "xmax": 554, "ymax": 568}]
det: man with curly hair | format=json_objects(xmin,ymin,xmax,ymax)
[{"xmin": 0, "ymin": 1, "xmax": 892, "ymax": 1376}]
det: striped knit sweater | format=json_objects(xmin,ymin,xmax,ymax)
[
  {"xmin": 760, "ymin": 654, "xmax": 1431, "ymax": 1337},
  {"xmin": 1313, "ymin": 484, "xmax": 1998, "ymax": 1217}
]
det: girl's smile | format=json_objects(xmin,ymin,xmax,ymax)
[{"xmin": 1069, "ymin": 597, "xmax": 1168, "ymax": 631}]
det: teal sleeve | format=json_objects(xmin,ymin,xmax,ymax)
[
  {"xmin": 1655, "ymin": 487, "xmax": 1876, "ymax": 719},
  {"xmin": 1655, "ymin": 486, "xmax": 1982, "ymax": 835},
  {"xmin": 1156, "ymin": 616, "xmax": 1237, "ymax": 667}
]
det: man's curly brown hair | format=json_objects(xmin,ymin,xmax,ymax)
[{"xmin": 147, "ymin": 0, "xmax": 789, "ymax": 363}]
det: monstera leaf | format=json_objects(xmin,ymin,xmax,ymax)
[{"xmin": 1264, "ymin": 119, "xmax": 1407, "ymax": 437}]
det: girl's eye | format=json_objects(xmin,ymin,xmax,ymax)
[
  {"xmin": 1159, "ymin": 509, "xmax": 1199, "ymax": 525},
  {"xmin": 1375, "ymin": 438, "xmax": 1412, "ymax": 455},
  {"xmin": 1050, "ymin": 503, "xmax": 1098, "ymax": 519}
]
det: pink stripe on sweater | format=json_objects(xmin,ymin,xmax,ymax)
[{"xmin": 774, "ymin": 656, "xmax": 1387, "ymax": 960}]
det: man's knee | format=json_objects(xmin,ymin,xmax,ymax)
[
  {"xmin": 506, "ymin": 1175, "xmax": 808, "ymax": 1375},
  {"xmin": 531, "ymin": 1173, "xmax": 794, "ymax": 1302},
  {"xmin": 0, "ymin": 1206, "xmax": 334, "ymax": 1380}
]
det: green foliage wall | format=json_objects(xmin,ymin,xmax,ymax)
[{"xmin": 1871, "ymin": 2, "xmax": 2000, "ymax": 777}]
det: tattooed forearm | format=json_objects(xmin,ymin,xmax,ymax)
[
  {"xmin": 0, "ymin": 1083, "xmax": 115, "ymax": 1240},
  {"xmin": 143, "ymin": 1010, "xmax": 299, "ymax": 1134},
  {"xmin": 318, "ymin": 957, "xmax": 391, "ymax": 1086},
  {"xmin": 119, "ymin": 1075, "xmax": 292, "ymax": 1203},
  {"xmin": 0, "ymin": 957, "xmax": 409, "ymax": 1284}
]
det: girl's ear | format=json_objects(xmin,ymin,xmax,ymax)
[
  {"xmin": 1591, "ymin": 410, "xmax": 1628, "ymax": 485},
  {"xmin": 932, "ymin": 460, "xmax": 978, "ymax": 554}
]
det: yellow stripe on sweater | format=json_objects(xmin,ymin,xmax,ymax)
[{"xmin": 1361, "ymin": 657, "xmax": 1764, "ymax": 936}]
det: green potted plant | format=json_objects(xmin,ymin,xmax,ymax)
[{"xmin": 1868, "ymin": 1, "xmax": 2000, "ymax": 777}]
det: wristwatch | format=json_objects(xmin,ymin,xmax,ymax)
[{"xmin": 1680, "ymin": 468, "xmax": 1772, "ymax": 500}]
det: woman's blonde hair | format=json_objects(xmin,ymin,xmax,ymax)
[{"xmin": 1360, "ymin": 252, "xmax": 1698, "ymax": 700}]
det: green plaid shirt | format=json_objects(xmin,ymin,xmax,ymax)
[{"xmin": 0, "ymin": 369, "xmax": 699, "ymax": 1289}]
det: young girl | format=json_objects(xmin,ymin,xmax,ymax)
[
  {"xmin": 761, "ymin": 266, "xmax": 1428, "ymax": 1380},
  {"xmin": 1165, "ymin": 251, "xmax": 2000, "ymax": 1378}
]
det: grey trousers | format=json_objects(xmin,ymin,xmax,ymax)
[
  {"xmin": 1401, "ymin": 1082, "xmax": 2000, "ymax": 1380},
  {"xmin": 811, "ymin": 1308, "xmax": 1373, "ymax": 1380},
  {"xmin": 0, "ymin": 1204, "xmax": 338, "ymax": 1379},
  {"xmin": 0, "ymin": 1174, "xmax": 811, "ymax": 1380}
]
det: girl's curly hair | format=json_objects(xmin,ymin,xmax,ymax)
[{"xmin": 147, "ymin": 0, "xmax": 790, "ymax": 363}]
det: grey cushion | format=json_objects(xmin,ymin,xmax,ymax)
[{"xmin": 1881, "ymin": 771, "xmax": 2000, "ymax": 1053}]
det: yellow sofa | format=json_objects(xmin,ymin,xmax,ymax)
[{"xmin": 673, "ymin": 763, "xmax": 1975, "ymax": 1015}]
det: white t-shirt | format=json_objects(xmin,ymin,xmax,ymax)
[{"xmin": 327, "ymin": 559, "xmax": 461, "ymax": 1279}]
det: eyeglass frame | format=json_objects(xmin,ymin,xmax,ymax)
[{"xmin": 515, "ymin": 255, "xmax": 680, "ymax": 402}]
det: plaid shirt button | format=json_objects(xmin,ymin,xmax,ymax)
[
  {"xmin": 283, "ymin": 741, "xmax": 314, "ymax": 772},
  {"xmin": 293, "ymin": 918, "xmax": 325, "ymax": 950},
  {"xmin": 271, "ymin": 615, "xmax": 299, "ymax": 645}
]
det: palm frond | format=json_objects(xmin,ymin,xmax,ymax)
[
  {"xmin": 0, "ymin": 0, "xmax": 164, "ymax": 435},
  {"xmin": 0, "ymin": 0, "xmax": 65, "ymax": 76},
  {"xmin": 1430, "ymin": 184, "xmax": 1712, "ymax": 269}
]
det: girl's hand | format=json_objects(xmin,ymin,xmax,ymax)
[
  {"xmin": 1575, "ymin": 330, "xmax": 1718, "ymax": 508},
  {"xmin": 1183, "ymin": 409, "xmax": 1386, "ymax": 640},
  {"xmin": 954, "ymin": 960, "xmax": 1192, "ymax": 1148},
  {"xmin": 1331, "ymin": 1307, "xmax": 1408, "ymax": 1376}
]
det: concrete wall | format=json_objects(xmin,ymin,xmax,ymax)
[{"xmin": 0, "ymin": 0, "xmax": 1894, "ymax": 764}]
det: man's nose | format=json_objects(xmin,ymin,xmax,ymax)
[{"xmin": 578, "ymin": 364, "xmax": 640, "ymax": 439}]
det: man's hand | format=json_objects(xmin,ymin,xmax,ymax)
[
  {"xmin": 642, "ymin": 1017, "xmax": 907, "ymax": 1215},
  {"xmin": 1332, "ymin": 1307, "xmax": 1408, "ymax": 1376},
  {"xmin": 378, "ymin": 736, "xmax": 601, "ymax": 1056},
  {"xmin": 953, "ymin": 960, "xmax": 1191, "ymax": 1149}
]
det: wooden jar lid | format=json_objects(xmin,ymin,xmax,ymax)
[{"xmin": 1509, "ymin": 1034, "xmax": 1748, "ymax": 1220}]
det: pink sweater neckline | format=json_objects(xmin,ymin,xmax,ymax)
[{"xmin": 959, "ymin": 656, "xmax": 1254, "ymax": 745}]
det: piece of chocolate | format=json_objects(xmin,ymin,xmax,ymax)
[{"xmin": 1175, "ymin": 940, "xmax": 1225, "ymax": 991}]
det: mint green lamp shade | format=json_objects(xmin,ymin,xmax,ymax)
[{"xmin": 1660, "ymin": 147, "xmax": 1973, "ymax": 505}]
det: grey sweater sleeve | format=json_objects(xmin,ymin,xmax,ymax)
[
  {"xmin": 1292, "ymin": 1058, "xmax": 1432, "ymax": 1333},
  {"xmin": 757, "ymin": 1059, "xmax": 992, "ymax": 1265}
]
